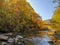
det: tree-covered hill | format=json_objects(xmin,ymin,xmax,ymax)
[
  {"xmin": 0, "ymin": 0, "xmax": 43, "ymax": 35},
  {"xmin": 51, "ymin": 6, "xmax": 60, "ymax": 33}
]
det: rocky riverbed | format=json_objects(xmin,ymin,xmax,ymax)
[{"xmin": 0, "ymin": 31, "xmax": 59, "ymax": 45}]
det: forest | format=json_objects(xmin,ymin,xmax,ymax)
[{"xmin": 0, "ymin": 0, "xmax": 60, "ymax": 45}]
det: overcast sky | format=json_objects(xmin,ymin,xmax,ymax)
[{"xmin": 27, "ymin": 0, "xmax": 58, "ymax": 20}]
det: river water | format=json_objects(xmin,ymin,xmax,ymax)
[
  {"xmin": 28, "ymin": 31, "xmax": 52, "ymax": 45},
  {"xmin": 31, "ymin": 35, "xmax": 51, "ymax": 45}
]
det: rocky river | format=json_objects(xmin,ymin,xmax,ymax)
[{"xmin": 0, "ymin": 31, "xmax": 55, "ymax": 45}]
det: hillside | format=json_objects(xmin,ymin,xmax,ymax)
[
  {"xmin": 51, "ymin": 6, "xmax": 60, "ymax": 33},
  {"xmin": 0, "ymin": 0, "xmax": 43, "ymax": 36}
]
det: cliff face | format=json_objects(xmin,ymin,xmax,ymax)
[{"xmin": 0, "ymin": 0, "xmax": 42, "ymax": 35}]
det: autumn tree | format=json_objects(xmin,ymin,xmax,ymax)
[
  {"xmin": 51, "ymin": 7, "xmax": 60, "ymax": 32},
  {"xmin": 0, "ymin": 0, "xmax": 42, "ymax": 36},
  {"xmin": 51, "ymin": 0, "xmax": 60, "ymax": 34}
]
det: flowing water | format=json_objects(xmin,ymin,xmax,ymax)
[{"xmin": 30, "ymin": 31, "xmax": 51, "ymax": 45}]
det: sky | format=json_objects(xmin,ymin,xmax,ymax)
[{"xmin": 27, "ymin": 0, "xmax": 58, "ymax": 20}]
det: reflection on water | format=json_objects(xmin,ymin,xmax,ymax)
[{"xmin": 31, "ymin": 32, "xmax": 51, "ymax": 45}]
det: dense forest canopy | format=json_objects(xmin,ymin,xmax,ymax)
[
  {"xmin": 51, "ymin": 7, "xmax": 60, "ymax": 32},
  {"xmin": 0, "ymin": 0, "xmax": 43, "ymax": 36}
]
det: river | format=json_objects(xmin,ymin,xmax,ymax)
[{"xmin": 27, "ymin": 31, "xmax": 52, "ymax": 45}]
